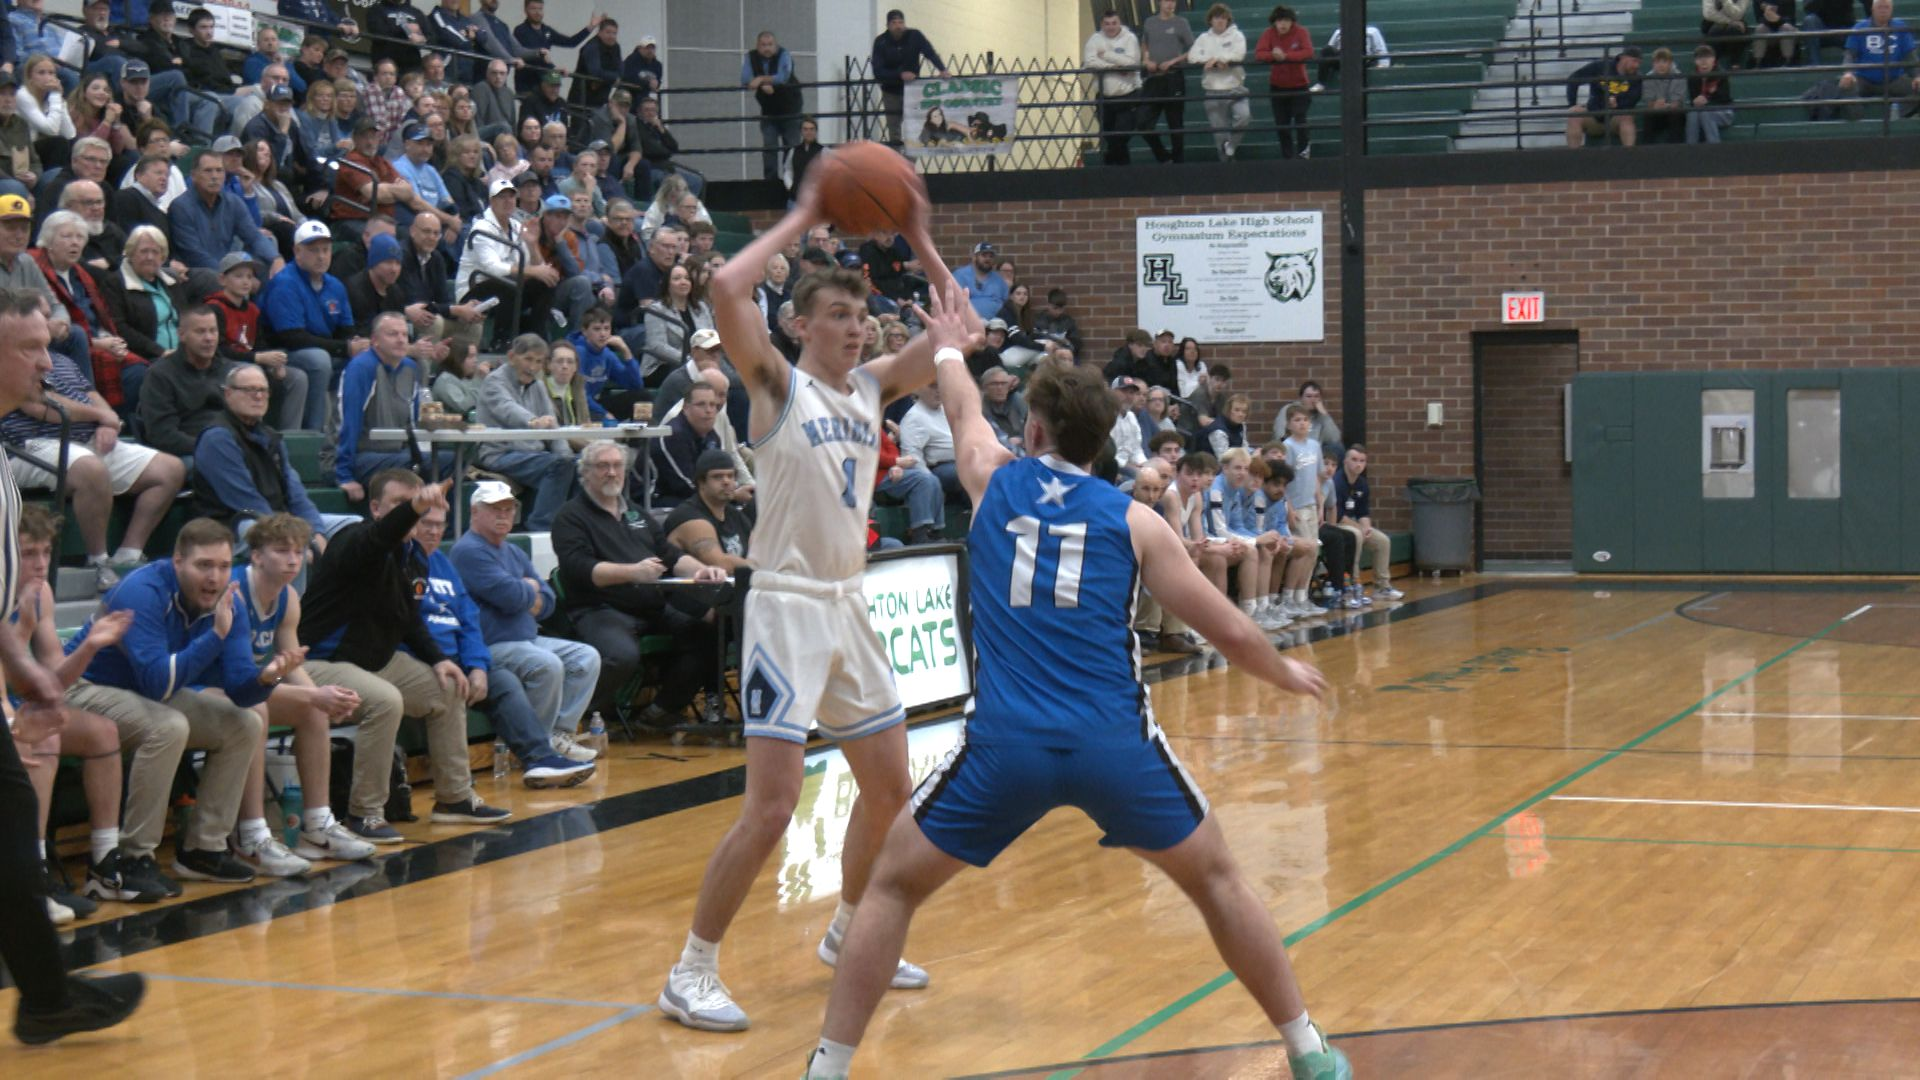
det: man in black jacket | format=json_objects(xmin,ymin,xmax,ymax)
[
  {"xmin": 649, "ymin": 380, "xmax": 723, "ymax": 508},
  {"xmin": 1565, "ymin": 47, "xmax": 1643, "ymax": 147},
  {"xmin": 136, "ymin": 306, "xmax": 231, "ymax": 460},
  {"xmin": 869, "ymin": 9, "xmax": 947, "ymax": 146},
  {"xmin": 636, "ymin": 96, "xmax": 704, "ymax": 197},
  {"xmin": 302, "ymin": 470, "xmax": 511, "ymax": 835},
  {"xmin": 179, "ymin": 7, "xmax": 239, "ymax": 132},
  {"xmin": 397, "ymin": 212, "xmax": 486, "ymax": 351},
  {"xmin": 552, "ymin": 442, "xmax": 729, "ymax": 728},
  {"xmin": 189, "ymin": 363, "xmax": 360, "ymax": 545},
  {"xmin": 110, "ymin": 155, "xmax": 174, "ymax": 241},
  {"xmin": 367, "ymin": 0, "xmax": 428, "ymax": 75},
  {"xmin": 743, "ymin": 31, "xmax": 804, "ymax": 183}
]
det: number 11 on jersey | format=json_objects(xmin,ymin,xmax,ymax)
[{"xmin": 1006, "ymin": 516, "xmax": 1086, "ymax": 609}]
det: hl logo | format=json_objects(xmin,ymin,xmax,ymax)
[{"xmin": 1141, "ymin": 254, "xmax": 1187, "ymax": 305}]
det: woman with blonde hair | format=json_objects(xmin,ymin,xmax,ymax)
[
  {"xmin": 543, "ymin": 339, "xmax": 596, "ymax": 451},
  {"xmin": 15, "ymin": 55, "xmax": 74, "ymax": 168}
]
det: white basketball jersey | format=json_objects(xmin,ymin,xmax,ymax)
[{"xmin": 747, "ymin": 366, "xmax": 884, "ymax": 582}]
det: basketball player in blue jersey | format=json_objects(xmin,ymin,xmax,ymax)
[
  {"xmin": 658, "ymin": 181, "xmax": 985, "ymax": 1032},
  {"xmin": 803, "ymin": 287, "xmax": 1351, "ymax": 1079}
]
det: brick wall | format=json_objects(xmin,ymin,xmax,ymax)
[{"xmin": 753, "ymin": 169, "xmax": 1920, "ymax": 535}]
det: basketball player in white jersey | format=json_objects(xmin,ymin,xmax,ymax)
[{"xmin": 658, "ymin": 182, "xmax": 982, "ymax": 1031}]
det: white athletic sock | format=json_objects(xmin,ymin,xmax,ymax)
[
  {"xmin": 680, "ymin": 932, "xmax": 720, "ymax": 972},
  {"xmin": 1292, "ymin": 589, "xmax": 1309, "ymax": 605},
  {"xmin": 90, "ymin": 828, "xmax": 119, "ymax": 864},
  {"xmin": 302, "ymin": 806, "xmax": 336, "ymax": 833},
  {"xmin": 111, "ymin": 547, "xmax": 144, "ymax": 564},
  {"xmin": 830, "ymin": 899, "xmax": 856, "ymax": 938},
  {"xmin": 36, "ymin": 838, "xmax": 46, "ymax": 860},
  {"xmin": 1280, "ymin": 1011, "xmax": 1324, "ymax": 1057},
  {"xmin": 807, "ymin": 1038, "xmax": 856, "ymax": 1078},
  {"xmin": 237, "ymin": 817, "xmax": 274, "ymax": 847},
  {"xmin": 1239, "ymin": 598, "xmax": 1258, "ymax": 617}
]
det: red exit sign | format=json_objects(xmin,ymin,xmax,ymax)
[{"xmin": 1502, "ymin": 292, "xmax": 1545, "ymax": 323}]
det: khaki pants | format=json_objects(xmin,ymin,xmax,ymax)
[
  {"xmin": 1337, "ymin": 522, "xmax": 1393, "ymax": 585},
  {"xmin": 312, "ymin": 653, "xmax": 472, "ymax": 807},
  {"xmin": 303, "ymin": 660, "xmax": 406, "ymax": 819},
  {"xmin": 1134, "ymin": 587, "xmax": 1189, "ymax": 637},
  {"xmin": 1290, "ymin": 505, "xmax": 1321, "ymax": 541},
  {"xmin": 70, "ymin": 682, "xmax": 262, "ymax": 856}
]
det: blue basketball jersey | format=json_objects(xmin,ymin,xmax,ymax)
[
  {"xmin": 233, "ymin": 566, "xmax": 288, "ymax": 669},
  {"xmin": 966, "ymin": 455, "xmax": 1151, "ymax": 748}
]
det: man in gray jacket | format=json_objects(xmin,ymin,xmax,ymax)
[
  {"xmin": 472, "ymin": 58, "xmax": 520, "ymax": 142},
  {"xmin": 474, "ymin": 333, "xmax": 577, "ymax": 531}
]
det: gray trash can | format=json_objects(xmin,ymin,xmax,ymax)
[{"xmin": 1406, "ymin": 478, "xmax": 1481, "ymax": 572}]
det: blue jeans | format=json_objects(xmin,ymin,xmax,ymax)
[
  {"xmin": 644, "ymin": 163, "xmax": 705, "ymax": 199},
  {"xmin": 930, "ymin": 461, "xmax": 965, "ymax": 500},
  {"xmin": 481, "ymin": 667, "xmax": 554, "ymax": 766},
  {"xmin": 1802, "ymin": 13, "xmax": 1833, "ymax": 68},
  {"xmin": 350, "ymin": 449, "xmax": 458, "ymax": 484},
  {"xmin": 1687, "ymin": 108, "xmax": 1734, "ymax": 143},
  {"xmin": 480, "ymin": 449, "xmax": 576, "ymax": 531},
  {"xmin": 876, "ymin": 465, "xmax": 944, "ymax": 530},
  {"xmin": 757, "ymin": 115, "xmax": 802, "ymax": 181},
  {"xmin": 489, "ymin": 637, "xmax": 602, "ymax": 736},
  {"xmin": 285, "ymin": 348, "xmax": 333, "ymax": 430}
]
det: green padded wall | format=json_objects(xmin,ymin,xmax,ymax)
[
  {"xmin": 1700, "ymin": 373, "xmax": 1772, "ymax": 572},
  {"xmin": 1570, "ymin": 373, "xmax": 1635, "ymax": 572},
  {"xmin": 1903, "ymin": 371, "xmax": 1920, "ymax": 573},
  {"xmin": 1629, "ymin": 373, "xmax": 1703, "ymax": 572},
  {"xmin": 1840, "ymin": 370, "xmax": 1902, "ymax": 574}
]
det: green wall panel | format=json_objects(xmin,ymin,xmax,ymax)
[
  {"xmin": 1840, "ymin": 370, "xmax": 1902, "ymax": 573},
  {"xmin": 1630, "ymin": 373, "xmax": 1703, "ymax": 572},
  {"xmin": 1571, "ymin": 374, "xmax": 1636, "ymax": 572},
  {"xmin": 1903, "ymin": 372, "xmax": 1920, "ymax": 573}
]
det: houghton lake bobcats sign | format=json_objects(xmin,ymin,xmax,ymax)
[{"xmin": 1135, "ymin": 211, "xmax": 1325, "ymax": 344}]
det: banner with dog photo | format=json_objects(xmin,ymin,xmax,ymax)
[
  {"xmin": 902, "ymin": 75, "xmax": 1018, "ymax": 160},
  {"xmin": 1135, "ymin": 211, "xmax": 1326, "ymax": 343}
]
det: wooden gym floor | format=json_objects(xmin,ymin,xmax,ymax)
[{"xmin": 7, "ymin": 576, "xmax": 1920, "ymax": 1077}]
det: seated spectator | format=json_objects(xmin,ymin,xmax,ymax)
[
  {"xmin": 179, "ymin": 8, "xmax": 242, "ymax": 133},
  {"xmin": 1702, "ymin": 0, "xmax": 1751, "ymax": 65},
  {"xmin": 1208, "ymin": 448, "xmax": 1287, "ymax": 628},
  {"xmin": 191, "ymin": 363, "xmax": 360, "ymax": 547},
  {"xmin": 980, "ymin": 366, "xmax": 1028, "ymax": 453},
  {"xmin": 1202, "ymin": 392, "xmax": 1251, "ymax": 457},
  {"xmin": 333, "ymin": 313, "xmax": 453, "ymax": 498},
  {"xmin": 112, "ymin": 153, "xmax": 176, "ymax": 239},
  {"xmin": 451, "ymin": 482, "xmax": 605, "ymax": 760},
  {"xmin": 242, "ymin": 85, "xmax": 325, "ymax": 211},
  {"xmin": 641, "ymin": 262, "xmax": 715, "ymax": 386},
  {"xmin": 950, "ymin": 241, "xmax": 1009, "ymax": 320},
  {"xmin": 205, "ymin": 252, "xmax": 322, "ymax": 433},
  {"xmin": 332, "ymin": 116, "xmax": 412, "ymax": 234},
  {"xmin": 1125, "ymin": 465, "xmax": 1203, "ymax": 655},
  {"xmin": 901, "ymin": 381, "xmax": 963, "ymax": 498},
  {"xmin": 290, "ymin": 33, "xmax": 331, "ymax": 92},
  {"xmin": 590, "ymin": 89, "xmax": 644, "ymax": 193},
  {"xmin": 475, "ymin": 334, "xmax": 578, "ymax": 530},
  {"xmin": 472, "ymin": 60, "xmax": 517, "ymax": 141},
  {"xmin": 1143, "ymin": 386, "xmax": 1179, "ymax": 435},
  {"xmin": 298, "ymin": 79, "xmax": 349, "ymax": 164},
  {"xmin": 346, "ymin": 231, "xmax": 412, "ymax": 335},
  {"xmin": 455, "ymin": 178, "xmax": 558, "ymax": 349},
  {"xmin": 67, "ymin": 520, "xmax": 279, "ymax": 887},
  {"xmin": 651, "ymin": 380, "xmax": 725, "ymax": 508},
  {"xmin": 443, "ymin": 134, "xmax": 490, "ymax": 222},
  {"xmin": 397, "ymin": 211, "xmax": 485, "ymax": 352},
  {"xmin": 1309, "ymin": 450, "xmax": 1359, "ymax": 608},
  {"xmin": 665, "ymin": 449, "xmax": 754, "ymax": 571},
  {"xmin": 31, "ymin": 210, "xmax": 140, "ymax": 403},
  {"xmin": 567, "ymin": 305, "xmax": 644, "ymax": 418},
  {"xmin": 126, "ymin": 8, "xmax": 220, "ymax": 138},
  {"xmin": 261, "ymin": 220, "xmax": 366, "ymax": 416},
  {"xmin": 635, "ymin": 95, "xmax": 705, "ymax": 198},
  {"xmin": 873, "ymin": 419, "xmax": 944, "ymax": 546},
  {"xmin": 329, "ymin": 213, "xmax": 392, "ymax": 285},
  {"xmin": 1640, "ymin": 48, "xmax": 1687, "ymax": 145},
  {"xmin": 0, "ymin": 74, "xmax": 43, "ymax": 193},
  {"xmin": 785, "ymin": 116, "xmax": 826, "ymax": 201},
  {"xmin": 615, "ymin": 223, "xmax": 683, "ymax": 332},
  {"xmin": 391, "ymin": 121, "xmax": 463, "ymax": 235},
  {"xmin": 8, "ymin": 504, "xmax": 132, "ymax": 918},
  {"xmin": 0, "ymin": 191, "xmax": 49, "ymax": 297},
  {"xmin": 1315, "ymin": 21, "xmax": 1390, "ymax": 89},
  {"xmin": 1149, "ymin": 429, "xmax": 1187, "ymax": 471},
  {"xmin": 168, "ymin": 150, "xmax": 282, "ymax": 275},
  {"xmin": 552, "ymin": 441, "xmax": 731, "ymax": 727},
  {"xmin": 753, "ymin": 252, "xmax": 792, "ymax": 332},
  {"xmin": 529, "ymin": 193, "xmax": 597, "ymax": 328},
  {"xmin": 6, "ymin": 308, "xmax": 183, "ymax": 589},
  {"xmin": 57, "ymin": 180, "xmax": 126, "ymax": 279},
  {"xmin": 1750, "ymin": 0, "xmax": 1799, "ymax": 67},
  {"xmin": 137, "ymin": 304, "xmax": 238, "ymax": 461},
  {"xmin": 432, "ymin": 344, "xmax": 489, "ymax": 420},
  {"xmin": 520, "ymin": 70, "xmax": 570, "ymax": 133},
  {"xmin": 303, "ymin": 468, "xmax": 515, "ymax": 835},
  {"xmin": 98, "ymin": 225, "xmax": 195, "ymax": 411},
  {"xmin": 1253, "ymin": 456, "xmax": 1325, "ymax": 617},
  {"xmin": 1686, "ymin": 46, "xmax": 1738, "ymax": 144},
  {"xmin": 1565, "ymin": 47, "xmax": 1642, "ymax": 148},
  {"xmin": 406, "ymin": 496, "xmax": 595, "ymax": 788},
  {"xmin": 1174, "ymin": 450, "xmax": 1243, "ymax": 599},
  {"xmin": 542, "ymin": 341, "xmax": 597, "ymax": 441},
  {"xmin": 1330, "ymin": 443, "xmax": 1403, "ymax": 601},
  {"xmin": 1279, "ymin": 379, "xmax": 1342, "ymax": 456},
  {"xmin": 652, "ymin": 326, "xmax": 740, "ymax": 426},
  {"xmin": 1104, "ymin": 328, "xmax": 1151, "ymax": 385},
  {"xmin": 485, "ymin": 130, "xmax": 528, "ymax": 189}
]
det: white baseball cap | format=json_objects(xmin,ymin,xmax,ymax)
[
  {"xmin": 689, "ymin": 328, "xmax": 722, "ymax": 351},
  {"xmin": 469, "ymin": 480, "xmax": 517, "ymax": 507},
  {"xmin": 487, "ymin": 177, "xmax": 515, "ymax": 199},
  {"xmin": 293, "ymin": 220, "xmax": 332, "ymax": 245}
]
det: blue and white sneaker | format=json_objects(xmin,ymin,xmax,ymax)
[
  {"xmin": 658, "ymin": 964, "xmax": 749, "ymax": 1032},
  {"xmin": 818, "ymin": 924, "xmax": 929, "ymax": 989},
  {"xmin": 523, "ymin": 754, "xmax": 595, "ymax": 789}
]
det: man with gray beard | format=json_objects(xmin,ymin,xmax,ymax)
[{"xmin": 57, "ymin": 180, "xmax": 126, "ymax": 277}]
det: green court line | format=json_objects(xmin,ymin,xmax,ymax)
[
  {"xmin": 1044, "ymin": 613, "xmax": 1853, "ymax": 1079},
  {"xmin": 1529, "ymin": 834, "xmax": 1920, "ymax": 857}
]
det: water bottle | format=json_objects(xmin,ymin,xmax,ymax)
[
  {"xmin": 280, "ymin": 782, "xmax": 303, "ymax": 847},
  {"xmin": 492, "ymin": 737, "xmax": 510, "ymax": 780},
  {"xmin": 586, "ymin": 712, "xmax": 607, "ymax": 755}
]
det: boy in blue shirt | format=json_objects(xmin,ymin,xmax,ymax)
[{"xmin": 566, "ymin": 306, "xmax": 645, "ymax": 419}]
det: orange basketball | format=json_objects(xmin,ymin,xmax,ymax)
[{"xmin": 809, "ymin": 141, "xmax": 926, "ymax": 236}]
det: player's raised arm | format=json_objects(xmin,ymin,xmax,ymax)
[
  {"xmin": 708, "ymin": 183, "xmax": 819, "ymax": 401},
  {"xmin": 925, "ymin": 282, "xmax": 1013, "ymax": 506},
  {"xmin": 867, "ymin": 209, "xmax": 984, "ymax": 404},
  {"xmin": 1132, "ymin": 501, "xmax": 1327, "ymax": 699}
]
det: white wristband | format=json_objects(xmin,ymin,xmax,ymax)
[{"xmin": 934, "ymin": 347, "xmax": 965, "ymax": 366}]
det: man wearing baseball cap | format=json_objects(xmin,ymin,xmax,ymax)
[
  {"xmin": 203, "ymin": 251, "xmax": 314, "ymax": 433},
  {"xmin": 623, "ymin": 33, "xmax": 664, "ymax": 96},
  {"xmin": 952, "ymin": 239, "xmax": 1009, "ymax": 319},
  {"xmin": 167, "ymin": 148, "xmax": 281, "ymax": 275},
  {"xmin": 259, "ymin": 221, "xmax": 365, "ymax": 431},
  {"xmin": 239, "ymin": 83, "xmax": 323, "ymax": 198},
  {"xmin": 0, "ymin": 195, "xmax": 49, "ymax": 294},
  {"xmin": 1109, "ymin": 375, "xmax": 1151, "ymax": 478},
  {"xmin": 454, "ymin": 177, "xmax": 554, "ymax": 350},
  {"xmin": 392, "ymin": 121, "xmax": 462, "ymax": 235},
  {"xmin": 332, "ymin": 116, "xmax": 413, "ymax": 235}
]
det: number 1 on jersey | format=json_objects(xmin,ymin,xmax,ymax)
[
  {"xmin": 839, "ymin": 457, "xmax": 858, "ymax": 508},
  {"xmin": 1006, "ymin": 516, "xmax": 1087, "ymax": 608}
]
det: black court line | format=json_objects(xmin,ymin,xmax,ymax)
[
  {"xmin": 17, "ymin": 578, "xmax": 1901, "ymax": 985},
  {"xmin": 951, "ymin": 995, "xmax": 1920, "ymax": 1078}
]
